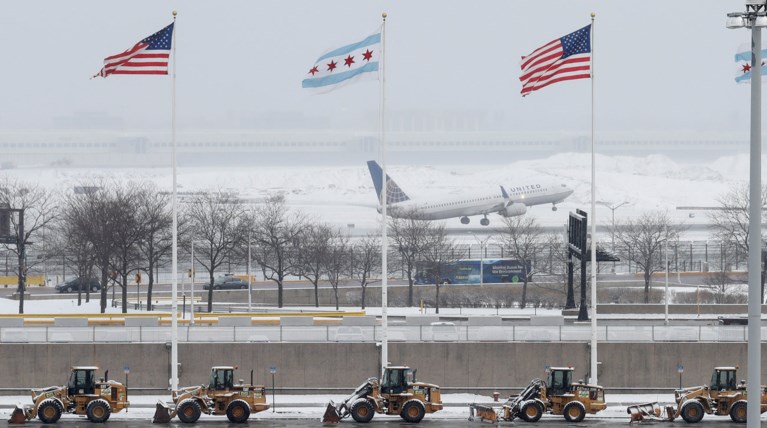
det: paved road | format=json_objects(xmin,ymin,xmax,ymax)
[{"xmin": 0, "ymin": 417, "xmax": 752, "ymax": 427}]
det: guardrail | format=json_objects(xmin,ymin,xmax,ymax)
[{"xmin": 1, "ymin": 324, "xmax": 765, "ymax": 344}]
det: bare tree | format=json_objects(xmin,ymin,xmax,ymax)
[
  {"xmin": 0, "ymin": 178, "xmax": 57, "ymax": 313},
  {"xmin": 351, "ymin": 234, "xmax": 381, "ymax": 309},
  {"xmin": 60, "ymin": 182, "xmax": 125, "ymax": 313},
  {"xmin": 708, "ymin": 183, "xmax": 767, "ymax": 301},
  {"xmin": 135, "ymin": 184, "xmax": 173, "ymax": 311},
  {"xmin": 55, "ymin": 218, "xmax": 96, "ymax": 306},
  {"xmin": 612, "ymin": 211, "xmax": 684, "ymax": 303},
  {"xmin": 250, "ymin": 195, "xmax": 307, "ymax": 308},
  {"xmin": 324, "ymin": 228, "xmax": 349, "ymax": 310},
  {"xmin": 183, "ymin": 190, "xmax": 245, "ymax": 313},
  {"xmin": 532, "ymin": 233, "xmax": 570, "ymax": 304},
  {"xmin": 495, "ymin": 216, "xmax": 543, "ymax": 308},
  {"xmin": 108, "ymin": 183, "xmax": 145, "ymax": 313},
  {"xmin": 389, "ymin": 209, "xmax": 432, "ymax": 307},
  {"xmin": 297, "ymin": 222, "xmax": 332, "ymax": 308},
  {"xmin": 419, "ymin": 222, "xmax": 463, "ymax": 314}
]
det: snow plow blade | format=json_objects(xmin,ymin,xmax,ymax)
[
  {"xmin": 152, "ymin": 400, "xmax": 174, "ymax": 424},
  {"xmin": 469, "ymin": 403, "xmax": 498, "ymax": 423},
  {"xmin": 8, "ymin": 404, "xmax": 28, "ymax": 424},
  {"xmin": 322, "ymin": 401, "xmax": 342, "ymax": 423},
  {"xmin": 626, "ymin": 402, "xmax": 673, "ymax": 422}
]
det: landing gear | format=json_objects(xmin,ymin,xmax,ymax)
[
  {"xmin": 460, "ymin": 216, "xmax": 470, "ymax": 224},
  {"xmin": 480, "ymin": 216, "xmax": 490, "ymax": 226},
  {"xmin": 552, "ymin": 204, "xmax": 558, "ymax": 212}
]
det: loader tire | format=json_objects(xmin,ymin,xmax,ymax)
[
  {"xmin": 680, "ymin": 400, "xmax": 705, "ymax": 423},
  {"xmin": 729, "ymin": 400, "xmax": 747, "ymax": 423},
  {"xmin": 37, "ymin": 398, "xmax": 64, "ymax": 424},
  {"xmin": 350, "ymin": 398, "xmax": 375, "ymax": 423},
  {"xmin": 519, "ymin": 400, "xmax": 544, "ymax": 422},
  {"xmin": 86, "ymin": 398, "xmax": 111, "ymax": 423},
  {"xmin": 226, "ymin": 399, "xmax": 251, "ymax": 423},
  {"xmin": 401, "ymin": 399, "xmax": 426, "ymax": 423},
  {"xmin": 177, "ymin": 399, "xmax": 202, "ymax": 423},
  {"xmin": 563, "ymin": 401, "xmax": 586, "ymax": 423}
]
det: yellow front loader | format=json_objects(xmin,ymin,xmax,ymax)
[
  {"xmin": 469, "ymin": 366, "xmax": 606, "ymax": 423},
  {"xmin": 9, "ymin": 366, "xmax": 129, "ymax": 424},
  {"xmin": 627, "ymin": 366, "xmax": 767, "ymax": 423},
  {"xmin": 153, "ymin": 366, "xmax": 269, "ymax": 424},
  {"xmin": 322, "ymin": 366, "xmax": 443, "ymax": 424}
]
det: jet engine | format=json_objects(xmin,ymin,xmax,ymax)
[{"xmin": 498, "ymin": 203, "xmax": 527, "ymax": 217}]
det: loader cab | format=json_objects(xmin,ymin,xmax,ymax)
[
  {"xmin": 381, "ymin": 366, "xmax": 415, "ymax": 394},
  {"xmin": 68, "ymin": 367, "xmax": 97, "ymax": 396},
  {"xmin": 710, "ymin": 367, "xmax": 737, "ymax": 391},
  {"xmin": 209, "ymin": 367, "xmax": 235, "ymax": 391},
  {"xmin": 546, "ymin": 367, "xmax": 573, "ymax": 397}
]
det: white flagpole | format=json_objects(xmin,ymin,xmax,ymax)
[
  {"xmin": 170, "ymin": 10, "xmax": 179, "ymax": 393},
  {"xmin": 379, "ymin": 12, "xmax": 389, "ymax": 378},
  {"xmin": 589, "ymin": 12, "xmax": 598, "ymax": 386}
]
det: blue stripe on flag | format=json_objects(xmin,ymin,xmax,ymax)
[
  {"xmin": 302, "ymin": 62, "xmax": 379, "ymax": 88},
  {"xmin": 735, "ymin": 48, "xmax": 767, "ymax": 62},
  {"xmin": 316, "ymin": 33, "xmax": 381, "ymax": 62},
  {"xmin": 735, "ymin": 66, "xmax": 767, "ymax": 83}
]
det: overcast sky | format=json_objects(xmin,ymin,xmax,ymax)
[{"xmin": 0, "ymin": 1, "xmax": 754, "ymax": 133}]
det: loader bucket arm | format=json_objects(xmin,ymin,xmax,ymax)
[
  {"xmin": 468, "ymin": 379, "xmax": 543, "ymax": 423},
  {"xmin": 322, "ymin": 378, "xmax": 377, "ymax": 423}
]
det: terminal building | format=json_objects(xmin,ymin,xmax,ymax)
[{"xmin": 0, "ymin": 128, "xmax": 750, "ymax": 168}]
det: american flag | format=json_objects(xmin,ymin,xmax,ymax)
[
  {"xmin": 94, "ymin": 23, "xmax": 174, "ymax": 78},
  {"xmin": 519, "ymin": 25, "xmax": 591, "ymax": 97}
]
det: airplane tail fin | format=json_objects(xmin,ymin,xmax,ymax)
[
  {"xmin": 367, "ymin": 161, "xmax": 411, "ymax": 204},
  {"xmin": 500, "ymin": 185, "xmax": 509, "ymax": 201}
]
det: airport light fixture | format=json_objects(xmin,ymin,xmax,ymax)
[
  {"xmin": 596, "ymin": 200, "xmax": 629, "ymax": 270},
  {"xmin": 726, "ymin": 1, "xmax": 765, "ymax": 426},
  {"xmin": 469, "ymin": 233, "xmax": 492, "ymax": 287}
]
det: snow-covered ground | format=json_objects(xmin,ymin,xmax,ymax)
[
  {"xmin": 0, "ymin": 152, "xmax": 757, "ymax": 238},
  {"xmin": 0, "ymin": 392, "xmax": 743, "ymax": 422}
]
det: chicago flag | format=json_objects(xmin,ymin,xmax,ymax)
[{"xmin": 302, "ymin": 31, "xmax": 381, "ymax": 93}]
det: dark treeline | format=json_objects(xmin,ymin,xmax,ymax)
[{"xmin": 0, "ymin": 178, "xmax": 761, "ymax": 314}]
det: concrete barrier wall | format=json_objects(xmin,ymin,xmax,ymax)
[
  {"xmin": 597, "ymin": 304, "xmax": 767, "ymax": 315},
  {"xmin": 2, "ymin": 342, "xmax": 766, "ymax": 393}
]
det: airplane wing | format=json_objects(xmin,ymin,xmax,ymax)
[{"xmin": 482, "ymin": 186, "xmax": 511, "ymax": 214}]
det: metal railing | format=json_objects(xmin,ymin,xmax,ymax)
[{"xmin": 1, "ymin": 324, "xmax": 765, "ymax": 344}]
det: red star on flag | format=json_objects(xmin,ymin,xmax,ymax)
[
  {"xmin": 327, "ymin": 60, "xmax": 337, "ymax": 72},
  {"xmin": 362, "ymin": 49, "xmax": 373, "ymax": 61},
  {"xmin": 344, "ymin": 55, "xmax": 355, "ymax": 67},
  {"xmin": 308, "ymin": 66, "xmax": 319, "ymax": 75},
  {"xmin": 743, "ymin": 63, "xmax": 752, "ymax": 74}
]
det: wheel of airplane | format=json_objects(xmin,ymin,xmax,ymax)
[
  {"xmin": 480, "ymin": 218, "xmax": 490, "ymax": 226},
  {"xmin": 552, "ymin": 205, "xmax": 558, "ymax": 211},
  {"xmin": 460, "ymin": 217, "xmax": 470, "ymax": 224}
]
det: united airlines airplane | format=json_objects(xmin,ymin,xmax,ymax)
[{"xmin": 367, "ymin": 161, "xmax": 573, "ymax": 226}]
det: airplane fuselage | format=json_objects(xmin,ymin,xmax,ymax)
[{"xmin": 381, "ymin": 184, "xmax": 573, "ymax": 220}]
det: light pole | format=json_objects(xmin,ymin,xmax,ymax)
[
  {"xmin": 269, "ymin": 366, "xmax": 277, "ymax": 412},
  {"xmin": 247, "ymin": 234, "xmax": 252, "ymax": 313},
  {"xmin": 597, "ymin": 201, "xmax": 629, "ymax": 271},
  {"xmin": 190, "ymin": 241, "xmax": 195, "ymax": 326},
  {"xmin": 470, "ymin": 234, "xmax": 492, "ymax": 286},
  {"xmin": 726, "ymin": 3, "xmax": 765, "ymax": 426}
]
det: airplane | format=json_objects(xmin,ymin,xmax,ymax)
[{"xmin": 366, "ymin": 160, "xmax": 574, "ymax": 226}]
